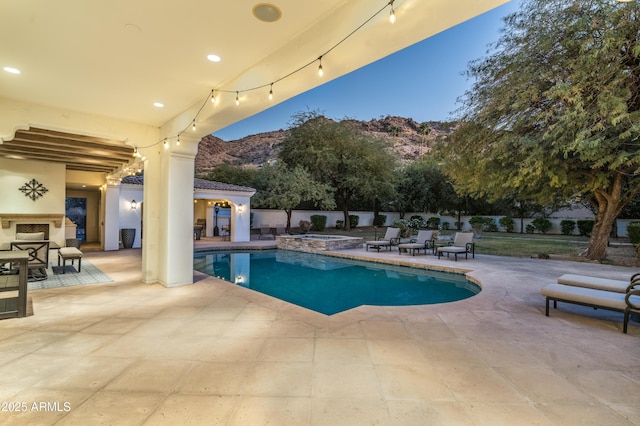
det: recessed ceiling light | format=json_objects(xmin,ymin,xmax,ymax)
[
  {"xmin": 153, "ymin": 102, "xmax": 164, "ymax": 108},
  {"xmin": 253, "ymin": 3, "xmax": 282, "ymax": 23},
  {"xmin": 6, "ymin": 154, "xmax": 26, "ymax": 160},
  {"xmin": 207, "ymin": 54, "xmax": 221, "ymax": 62},
  {"xmin": 3, "ymin": 67, "xmax": 21, "ymax": 74}
]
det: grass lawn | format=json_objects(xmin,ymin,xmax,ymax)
[{"xmin": 314, "ymin": 226, "xmax": 607, "ymax": 259}]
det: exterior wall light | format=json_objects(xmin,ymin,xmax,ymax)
[
  {"xmin": 237, "ymin": 204, "xmax": 245, "ymax": 213},
  {"xmin": 131, "ymin": 200, "xmax": 137, "ymax": 210}
]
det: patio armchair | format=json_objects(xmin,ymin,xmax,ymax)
[
  {"xmin": 10, "ymin": 240, "xmax": 51, "ymax": 281},
  {"xmin": 275, "ymin": 224, "xmax": 288, "ymax": 235},
  {"xmin": 259, "ymin": 225, "xmax": 275, "ymax": 240},
  {"xmin": 436, "ymin": 232, "xmax": 475, "ymax": 261},
  {"xmin": 398, "ymin": 230, "xmax": 437, "ymax": 256},
  {"xmin": 366, "ymin": 227, "xmax": 400, "ymax": 252}
]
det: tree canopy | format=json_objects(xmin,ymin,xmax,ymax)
[
  {"xmin": 279, "ymin": 111, "xmax": 397, "ymax": 230},
  {"xmin": 251, "ymin": 163, "xmax": 335, "ymax": 230},
  {"xmin": 441, "ymin": 0, "xmax": 640, "ymax": 259},
  {"xmin": 392, "ymin": 160, "xmax": 457, "ymax": 216}
]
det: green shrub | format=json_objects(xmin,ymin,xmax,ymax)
[
  {"xmin": 373, "ymin": 214, "xmax": 386, "ymax": 227},
  {"xmin": 391, "ymin": 219, "xmax": 413, "ymax": 238},
  {"xmin": 426, "ymin": 217, "xmax": 441, "ymax": 229},
  {"xmin": 577, "ymin": 220, "xmax": 594, "ymax": 237},
  {"xmin": 408, "ymin": 216, "xmax": 426, "ymax": 230},
  {"xmin": 526, "ymin": 224, "xmax": 535, "ymax": 234},
  {"xmin": 310, "ymin": 215, "xmax": 327, "ymax": 231},
  {"xmin": 532, "ymin": 217, "xmax": 552, "ymax": 234},
  {"xmin": 499, "ymin": 216, "xmax": 515, "ymax": 233},
  {"xmin": 560, "ymin": 220, "xmax": 576, "ymax": 235},
  {"xmin": 299, "ymin": 220, "xmax": 311, "ymax": 233},
  {"xmin": 441, "ymin": 221, "xmax": 450, "ymax": 231},
  {"xmin": 469, "ymin": 216, "xmax": 497, "ymax": 232},
  {"xmin": 335, "ymin": 220, "xmax": 344, "ymax": 229},
  {"xmin": 349, "ymin": 215, "xmax": 359, "ymax": 228},
  {"xmin": 627, "ymin": 222, "xmax": 640, "ymax": 245}
]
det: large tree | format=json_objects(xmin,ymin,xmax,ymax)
[
  {"xmin": 279, "ymin": 112, "xmax": 397, "ymax": 230},
  {"xmin": 442, "ymin": 0, "xmax": 640, "ymax": 260},
  {"xmin": 252, "ymin": 163, "xmax": 335, "ymax": 231},
  {"xmin": 392, "ymin": 160, "xmax": 457, "ymax": 216}
]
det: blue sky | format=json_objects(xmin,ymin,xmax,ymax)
[{"xmin": 214, "ymin": 0, "xmax": 521, "ymax": 141}]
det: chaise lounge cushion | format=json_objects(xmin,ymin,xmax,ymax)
[
  {"xmin": 541, "ymin": 283, "xmax": 631, "ymax": 310},
  {"xmin": 557, "ymin": 274, "xmax": 630, "ymax": 293},
  {"xmin": 541, "ymin": 283, "xmax": 640, "ymax": 333}
]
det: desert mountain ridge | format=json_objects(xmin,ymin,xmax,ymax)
[{"xmin": 195, "ymin": 116, "xmax": 457, "ymax": 174}]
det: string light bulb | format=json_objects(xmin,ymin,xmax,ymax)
[
  {"xmin": 150, "ymin": 1, "xmax": 398, "ymax": 154},
  {"xmin": 389, "ymin": 1, "xmax": 396, "ymax": 24}
]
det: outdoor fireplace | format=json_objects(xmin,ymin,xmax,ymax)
[{"xmin": 16, "ymin": 223, "xmax": 50, "ymax": 240}]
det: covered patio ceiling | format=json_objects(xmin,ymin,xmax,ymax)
[
  {"xmin": 0, "ymin": 127, "xmax": 134, "ymax": 174},
  {"xmin": 0, "ymin": 0, "xmax": 509, "ymax": 171}
]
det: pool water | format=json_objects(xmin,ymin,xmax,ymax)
[{"xmin": 193, "ymin": 250, "xmax": 480, "ymax": 315}]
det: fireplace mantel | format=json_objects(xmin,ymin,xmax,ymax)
[{"xmin": 0, "ymin": 214, "xmax": 65, "ymax": 229}]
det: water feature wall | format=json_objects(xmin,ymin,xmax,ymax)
[{"xmin": 276, "ymin": 234, "xmax": 364, "ymax": 253}]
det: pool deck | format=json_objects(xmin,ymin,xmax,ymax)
[{"xmin": 0, "ymin": 238, "xmax": 639, "ymax": 425}]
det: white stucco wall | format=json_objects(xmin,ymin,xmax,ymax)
[
  {"xmin": 119, "ymin": 184, "xmax": 144, "ymax": 248},
  {"xmin": 0, "ymin": 158, "xmax": 66, "ymax": 246}
]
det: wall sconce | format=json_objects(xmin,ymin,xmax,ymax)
[
  {"xmin": 237, "ymin": 204, "xmax": 245, "ymax": 213},
  {"xmin": 131, "ymin": 200, "xmax": 137, "ymax": 210}
]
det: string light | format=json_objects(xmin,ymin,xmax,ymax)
[
  {"xmin": 389, "ymin": 1, "xmax": 396, "ymax": 24},
  {"xmin": 125, "ymin": 0, "xmax": 398, "ymax": 171}
]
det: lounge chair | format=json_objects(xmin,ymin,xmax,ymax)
[
  {"xmin": 541, "ymin": 282, "xmax": 640, "ymax": 333},
  {"xmin": 398, "ymin": 230, "xmax": 436, "ymax": 256},
  {"xmin": 437, "ymin": 232, "xmax": 475, "ymax": 261},
  {"xmin": 259, "ymin": 225, "xmax": 274, "ymax": 240},
  {"xmin": 11, "ymin": 240, "xmax": 50, "ymax": 281},
  {"xmin": 557, "ymin": 273, "xmax": 640, "ymax": 293},
  {"xmin": 366, "ymin": 227, "xmax": 400, "ymax": 252}
]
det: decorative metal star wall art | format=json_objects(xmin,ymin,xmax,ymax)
[{"xmin": 19, "ymin": 178, "xmax": 49, "ymax": 201}]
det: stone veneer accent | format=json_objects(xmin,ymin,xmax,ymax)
[{"xmin": 276, "ymin": 234, "xmax": 364, "ymax": 254}]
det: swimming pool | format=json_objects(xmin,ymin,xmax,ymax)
[{"xmin": 193, "ymin": 250, "xmax": 480, "ymax": 315}]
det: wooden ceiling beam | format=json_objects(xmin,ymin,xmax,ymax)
[
  {"xmin": 0, "ymin": 146, "xmax": 129, "ymax": 165},
  {"xmin": 11, "ymin": 134, "xmax": 133, "ymax": 156},
  {"xmin": 3, "ymin": 141, "xmax": 133, "ymax": 162},
  {"xmin": 22, "ymin": 127, "xmax": 125, "ymax": 146}
]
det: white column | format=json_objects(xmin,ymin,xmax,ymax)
[
  {"xmin": 231, "ymin": 200, "xmax": 252, "ymax": 242},
  {"xmin": 141, "ymin": 136, "xmax": 198, "ymax": 287},
  {"xmin": 103, "ymin": 183, "xmax": 120, "ymax": 251}
]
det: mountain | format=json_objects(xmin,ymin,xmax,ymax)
[{"xmin": 194, "ymin": 116, "xmax": 457, "ymax": 174}]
